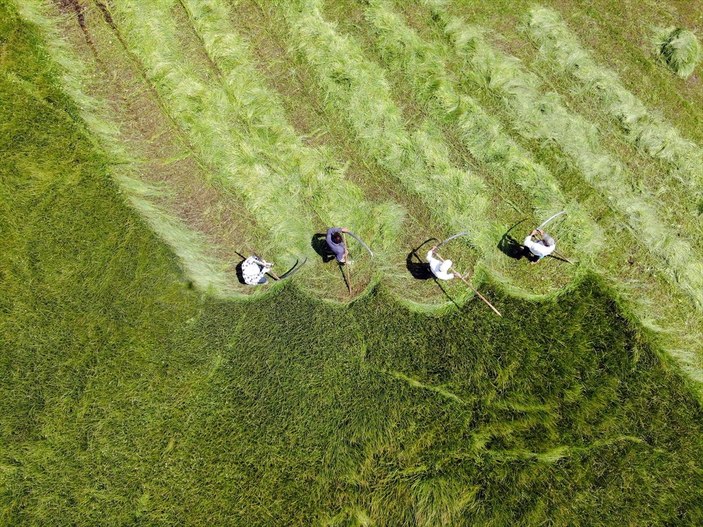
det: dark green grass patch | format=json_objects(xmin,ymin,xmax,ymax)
[{"xmin": 2, "ymin": 3, "xmax": 703, "ymax": 526}]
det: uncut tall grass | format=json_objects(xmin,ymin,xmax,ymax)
[
  {"xmin": 527, "ymin": 6, "xmax": 703, "ymax": 195},
  {"xmin": 178, "ymin": 0, "xmax": 405, "ymax": 263},
  {"xmin": 421, "ymin": 0, "xmax": 703, "ymax": 310},
  {"xmin": 15, "ymin": 0, "xmax": 237, "ymax": 297},
  {"xmin": 367, "ymin": 0, "xmax": 600, "ymax": 258},
  {"xmin": 109, "ymin": 0, "xmax": 314, "ymax": 262}
]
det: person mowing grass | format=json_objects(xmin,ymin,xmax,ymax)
[
  {"xmin": 523, "ymin": 228, "xmax": 556, "ymax": 263},
  {"xmin": 426, "ymin": 245, "xmax": 455, "ymax": 280},
  {"xmin": 326, "ymin": 226, "xmax": 349, "ymax": 263},
  {"xmin": 241, "ymin": 255, "xmax": 275, "ymax": 285}
]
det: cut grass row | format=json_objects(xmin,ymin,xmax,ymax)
[
  {"xmin": 106, "ymin": 0, "xmax": 314, "ymax": 263},
  {"xmin": 419, "ymin": 0, "xmax": 703, "ymax": 312},
  {"xmin": 276, "ymin": 0, "xmax": 560, "ymax": 295},
  {"xmin": 527, "ymin": 6, "xmax": 703, "ymax": 200},
  {"xmin": 364, "ymin": 0, "xmax": 601, "ymax": 262},
  {"xmin": 177, "ymin": 0, "xmax": 406, "ymax": 289},
  {"xmin": 14, "ymin": 0, "xmax": 239, "ymax": 298}
]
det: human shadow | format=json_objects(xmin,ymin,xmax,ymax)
[
  {"xmin": 406, "ymin": 237, "xmax": 438, "ymax": 280},
  {"xmin": 498, "ymin": 219, "xmax": 534, "ymax": 261},
  {"xmin": 234, "ymin": 260, "xmax": 246, "ymax": 285},
  {"xmin": 311, "ymin": 233, "xmax": 336, "ymax": 263}
]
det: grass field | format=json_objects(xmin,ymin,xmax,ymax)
[{"xmin": 2, "ymin": 0, "xmax": 703, "ymax": 524}]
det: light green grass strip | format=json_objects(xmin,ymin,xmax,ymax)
[
  {"xmin": 367, "ymin": 0, "xmax": 600, "ymax": 258},
  {"xmin": 654, "ymin": 26, "xmax": 701, "ymax": 79},
  {"xmin": 427, "ymin": 2, "xmax": 703, "ymax": 310},
  {"xmin": 109, "ymin": 0, "xmax": 313, "ymax": 262},
  {"xmin": 277, "ymin": 0, "xmax": 502, "ymax": 269},
  {"xmin": 527, "ymin": 6, "xmax": 703, "ymax": 196},
  {"xmin": 178, "ymin": 0, "xmax": 405, "ymax": 262},
  {"xmin": 14, "ymin": 0, "xmax": 238, "ymax": 298}
]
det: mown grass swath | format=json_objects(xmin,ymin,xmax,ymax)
[
  {"xmin": 178, "ymin": 0, "xmax": 405, "ymax": 264},
  {"xmin": 106, "ymin": 0, "xmax": 313, "ymax": 262},
  {"xmin": 427, "ymin": 2, "xmax": 703, "ymax": 311},
  {"xmin": 654, "ymin": 26, "xmax": 701, "ymax": 79},
  {"xmin": 527, "ymin": 6, "xmax": 703, "ymax": 197},
  {"xmin": 13, "ymin": 0, "xmax": 237, "ymax": 297},
  {"xmin": 275, "ymin": 0, "xmax": 495, "ymax": 271},
  {"xmin": 365, "ymin": 0, "xmax": 600, "ymax": 259}
]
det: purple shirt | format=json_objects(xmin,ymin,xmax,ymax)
[{"xmin": 326, "ymin": 227, "xmax": 346, "ymax": 262}]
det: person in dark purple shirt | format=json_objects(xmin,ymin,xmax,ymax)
[{"xmin": 326, "ymin": 227, "xmax": 349, "ymax": 263}]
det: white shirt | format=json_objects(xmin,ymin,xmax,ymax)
[
  {"xmin": 523, "ymin": 235, "xmax": 556, "ymax": 258},
  {"xmin": 426, "ymin": 250, "xmax": 454, "ymax": 280},
  {"xmin": 242, "ymin": 256, "xmax": 271, "ymax": 285}
]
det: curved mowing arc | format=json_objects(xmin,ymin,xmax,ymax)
[
  {"xmin": 425, "ymin": 3, "xmax": 703, "ymax": 310},
  {"xmin": 527, "ymin": 6, "xmax": 703, "ymax": 199},
  {"xmin": 107, "ymin": 0, "xmax": 314, "ymax": 263},
  {"xmin": 177, "ymin": 0, "xmax": 406, "ymax": 269}
]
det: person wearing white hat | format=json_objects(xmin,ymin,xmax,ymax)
[{"xmin": 426, "ymin": 246, "xmax": 455, "ymax": 281}]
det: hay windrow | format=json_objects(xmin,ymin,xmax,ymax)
[
  {"xmin": 654, "ymin": 26, "xmax": 702, "ymax": 79},
  {"xmin": 527, "ymin": 6, "xmax": 703, "ymax": 197}
]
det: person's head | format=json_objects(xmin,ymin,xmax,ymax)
[{"xmin": 332, "ymin": 232, "xmax": 343, "ymax": 244}]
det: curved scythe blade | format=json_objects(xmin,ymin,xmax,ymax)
[
  {"xmin": 435, "ymin": 231, "xmax": 469, "ymax": 251},
  {"xmin": 346, "ymin": 231, "xmax": 374, "ymax": 257},
  {"xmin": 536, "ymin": 210, "xmax": 567, "ymax": 232}
]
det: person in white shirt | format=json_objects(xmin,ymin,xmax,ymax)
[
  {"xmin": 523, "ymin": 229, "xmax": 556, "ymax": 263},
  {"xmin": 241, "ymin": 255, "xmax": 274, "ymax": 285},
  {"xmin": 426, "ymin": 246, "xmax": 455, "ymax": 280}
]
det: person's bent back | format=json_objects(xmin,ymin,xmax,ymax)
[
  {"xmin": 523, "ymin": 229, "xmax": 555, "ymax": 262},
  {"xmin": 326, "ymin": 227, "xmax": 349, "ymax": 263},
  {"xmin": 427, "ymin": 247, "xmax": 454, "ymax": 280}
]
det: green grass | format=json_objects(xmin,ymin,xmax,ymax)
[
  {"xmin": 654, "ymin": 26, "xmax": 701, "ymax": 79},
  {"xmin": 107, "ymin": 0, "xmax": 315, "ymax": 262},
  {"xmin": 527, "ymin": 6, "xmax": 703, "ymax": 198},
  {"xmin": 178, "ymin": 0, "xmax": 406, "ymax": 292},
  {"xmin": 3, "ymin": 1, "xmax": 703, "ymax": 525}
]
